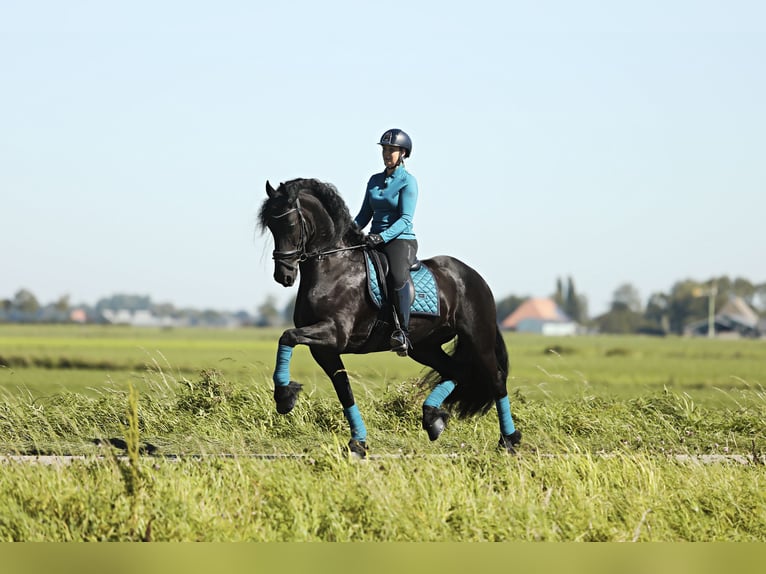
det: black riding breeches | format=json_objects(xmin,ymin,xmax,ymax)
[{"xmin": 382, "ymin": 239, "xmax": 418, "ymax": 290}]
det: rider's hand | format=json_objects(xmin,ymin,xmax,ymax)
[{"xmin": 365, "ymin": 233, "xmax": 384, "ymax": 247}]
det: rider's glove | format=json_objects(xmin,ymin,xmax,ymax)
[{"xmin": 365, "ymin": 233, "xmax": 384, "ymax": 247}]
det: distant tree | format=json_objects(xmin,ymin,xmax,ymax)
[
  {"xmin": 731, "ymin": 277, "xmax": 755, "ymax": 297},
  {"xmin": 667, "ymin": 279, "xmax": 698, "ymax": 333},
  {"xmin": 644, "ymin": 292, "xmax": 670, "ymax": 332},
  {"xmin": 256, "ymin": 295, "xmax": 283, "ymax": 327},
  {"xmin": 564, "ymin": 276, "xmax": 587, "ymax": 323},
  {"xmin": 13, "ymin": 289, "xmax": 40, "ymax": 314},
  {"xmin": 200, "ymin": 309, "xmax": 224, "ymax": 325},
  {"xmin": 233, "ymin": 310, "xmax": 256, "ymax": 326},
  {"xmin": 553, "ymin": 277, "xmax": 565, "ymax": 308},
  {"xmin": 54, "ymin": 295, "xmax": 70, "ymax": 314},
  {"xmin": 152, "ymin": 302, "xmax": 177, "ymax": 317},
  {"xmin": 611, "ymin": 283, "xmax": 642, "ymax": 314},
  {"xmin": 593, "ymin": 283, "xmax": 645, "ymax": 334},
  {"xmin": 283, "ymin": 296, "xmax": 297, "ymax": 324},
  {"xmin": 0, "ymin": 298, "xmax": 10, "ymax": 323},
  {"xmin": 594, "ymin": 306, "xmax": 643, "ymax": 334}
]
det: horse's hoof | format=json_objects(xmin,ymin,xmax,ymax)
[
  {"xmin": 498, "ymin": 429, "xmax": 522, "ymax": 454},
  {"xmin": 422, "ymin": 406, "xmax": 450, "ymax": 442},
  {"xmin": 347, "ymin": 439, "xmax": 368, "ymax": 459},
  {"xmin": 274, "ymin": 381, "xmax": 302, "ymax": 415},
  {"xmin": 427, "ymin": 418, "xmax": 445, "ymax": 441}
]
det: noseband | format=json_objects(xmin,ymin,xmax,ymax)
[
  {"xmin": 269, "ymin": 196, "xmax": 365, "ymax": 268},
  {"xmin": 270, "ymin": 197, "xmax": 310, "ymax": 267}
]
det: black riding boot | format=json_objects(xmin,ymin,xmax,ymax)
[{"xmin": 391, "ymin": 285, "xmax": 412, "ymax": 356}]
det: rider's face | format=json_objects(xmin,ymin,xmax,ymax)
[{"xmin": 381, "ymin": 145, "xmax": 404, "ymax": 170}]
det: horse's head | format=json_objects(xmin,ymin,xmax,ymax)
[
  {"xmin": 259, "ymin": 178, "xmax": 363, "ymax": 288},
  {"xmin": 261, "ymin": 180, "xmax": 307, "ymax": 287}
]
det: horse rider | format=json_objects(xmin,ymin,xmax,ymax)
[{"xmin": 353, "ymin": 128, "xmax": 418, "ymax": 356}]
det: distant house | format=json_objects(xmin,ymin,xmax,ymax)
[
  {"xmin": 99, "ymin": 308, "xmax": 251, "ymax": 328},
  {"xmin": 500, "ymin": 297, "xmax": 578, "ymax": 336},
  {"xmin": 69, "ymin": 308, "xmax": 88, "ymax": 323},
  {"xmin": 685, "ymin": 296, "xmax": 762, "ymax": 338},
  {"xmin": 101, "ymin": 309, "xmax": 181, "ymax": 328}
]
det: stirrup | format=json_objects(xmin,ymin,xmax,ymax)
[{"xmin": 390, "ymin": 329, "xmax": 410, "ymax": 356}]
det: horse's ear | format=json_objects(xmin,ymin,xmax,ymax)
[{"xmin": 266, "ymin": 180, "xmax": 277, "ymax": 198}]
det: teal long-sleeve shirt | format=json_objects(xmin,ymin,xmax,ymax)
[{"xmin": 353, "ymin": 165, "xmax": 418, "ymax": 243}]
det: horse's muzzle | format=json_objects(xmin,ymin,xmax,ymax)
[
  {"xmin": 274, "ymin": 261, "xmax": 297, "ymax": 287},
  {"xmin": 277, "ymin": 273, "xmax": 295, "ymax": 287}
]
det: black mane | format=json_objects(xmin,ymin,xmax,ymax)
[{"xmin": 259, "ymin": 178, "xmax": 364, "ymax": 245}]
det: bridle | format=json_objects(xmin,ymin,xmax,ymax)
[
  {"xmin": 270, "ymin": 197, "xmax": 311, "ymax": 265},
  {"xmin": 270, "ymin": 197, "xmax": 365, "ymax": 269}
]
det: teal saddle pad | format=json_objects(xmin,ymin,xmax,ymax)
[{"xmin": 364, "ymin": 252, "xmax": 440, "ymax": 317}]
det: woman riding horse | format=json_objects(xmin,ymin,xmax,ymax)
[
  {"xmin": 259, "ymin": 146, "xmax": 521, "ymax": 458},
  {"xmin": 354, "ymin": 128, "xmax": 418, "ymax": 356}
]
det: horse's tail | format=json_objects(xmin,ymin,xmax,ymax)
[
  {"xmin": 422, "ymin": 326, "xmax": 509, "ymax": 419},
  {"xmin": 495, "ymin": 324, "xmax": 509, "ymax": 382},
  {"xmin": 418, "ymin": 256, "xmax": 510, "ymax": 419}
]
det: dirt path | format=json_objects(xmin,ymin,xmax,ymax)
[{"xmin": 1, "ymin": 452, "xmax": 764, "ymax": 465}]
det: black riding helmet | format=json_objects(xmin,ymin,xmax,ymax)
[{"xmin": 378, "ymin": 129, "xmax": 412, "ymax": 158}]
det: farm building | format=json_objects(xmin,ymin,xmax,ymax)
[
  {"xmin": 685, "ymin": 296, "xmax": 762, "ymax": 338},
  {"xmin": 500, "ymin": 297, "xmax": 578, "ymax": 335},
  {"xmin": 101, "ymin": 309, "xmax": 176, "ymax": 327}
]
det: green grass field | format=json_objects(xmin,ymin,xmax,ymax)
[
  {"xmin": 0, "ymin": 324, "xmax": 764, "ymax": 541},
  {"xmin": 2, "ymin": 324, "xmax": 763, "ymax": 400}
]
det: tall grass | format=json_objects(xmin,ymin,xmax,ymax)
[
  {"xmin": 1, "ymin": 443, "xmax": 764, "ymax": 541},
  {"xmin": 0, "ymin": 326, "xmax": 765, "ymax": 540},
  {"xmin": 0, "ymin": 364, "xmax": 765, "ymax": 541}
]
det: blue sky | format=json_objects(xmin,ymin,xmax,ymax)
[{"xmin": 2, "ymin": 1, "xmax": 764, "ymax": 316}]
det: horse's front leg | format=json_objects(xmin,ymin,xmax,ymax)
[
  {"xmin": 272, "ymin": 321, "xmax": 339, "ymax": 415},
  {"xmin": 271, "ymin": 321, "xmax": 368, "ymax": 457},
  {"xmin": 310, "ymin": 347, "xmax": 368, "ymax": 458}
]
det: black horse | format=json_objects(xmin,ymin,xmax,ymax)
[{"xmin": 258, "ymin": 178, "xmax": 521, "ymax": 457}]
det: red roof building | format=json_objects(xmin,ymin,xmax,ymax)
[{"xmin": 500, "ymin": 298, "xmax": 578, "ymax": 335}]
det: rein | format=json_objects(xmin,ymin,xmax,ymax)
[
  {"xmin": 270, "ymin": 197, "xmax": 366, "ymax": 265},
  {"xmin": 306, "ymin": 244, "xmax": 367, "ymax": 260}
]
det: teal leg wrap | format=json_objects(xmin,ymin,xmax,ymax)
[
  {"xmin": 423, "ymin": 380, "xmax": 456, "ymax": 408},
  {"xmin": 495, "ymin": 395, "xmax": 516, "ymax": 436},
  {"xmin": 343, "ymin": 404, "xmax": 367, "ymax": 442},
  {"xmin": 273, "ymin": 345, "xmax": 293, "ymax": 387}
]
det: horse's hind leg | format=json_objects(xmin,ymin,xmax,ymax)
[
  {"xmin": 422, "ymin": 380, "xmax": 455, "ymax": 441},
  {"xmin": 309, "ymin": 347, "xmax": 368, "ymax": 458},
  {"xmin": 470, "ymin": 330, "xmax": 521, "ymax": 453},
  {"xmin": 494, "ymin": 383, "xmax": 521, "ymax": 452},
  {"xmin": 449, "ymin": 318, "xmax": 521, "ymax": 452},
  {"xmin": 409, "ymin": 343, "xmax": 462, "ymax": 442}
]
